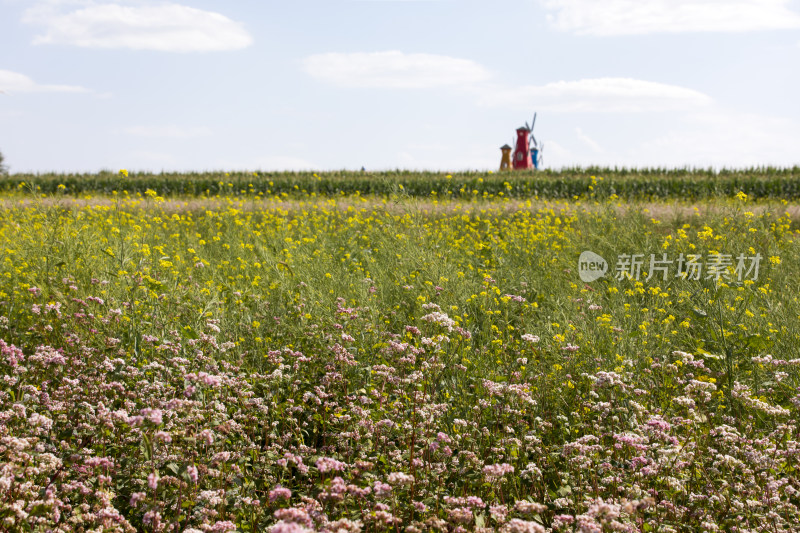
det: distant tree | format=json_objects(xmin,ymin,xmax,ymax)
[{"xmin": 0, "ymin": 150, "xmax": 6, "ymax": 174}]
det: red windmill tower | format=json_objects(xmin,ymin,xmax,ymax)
[
  {"xmin": 512, "ymin": 126, "xmax": 534, "ymax": 170},
  {"xmin": 511, "ymin": 113, "xmax": 544, "ymax": 171}
]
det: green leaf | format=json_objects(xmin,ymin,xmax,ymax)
[
  {"xmin": 744, "ymin": 334, "xmax": 771, "ymax": 351},
  {"xmin": 141, "ymin": 434, "xmax": 152, "ymax": 461}
]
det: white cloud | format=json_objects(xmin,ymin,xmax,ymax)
[
  {"xmin": 123, "ymin": 125, "xmax": 212, "ymax": 139},
  {"xmin": 303, "ymin": 51, "xmax": 491, "ymax": 88},
  {"xmin": 539, "ymin": 112, "xmax": 800, "ymax": 169},
  {"xmin": 538, "ymin": 140, "xmax": 570, "ymax": 166},
  {"xmin": 636, "ymin": 112, "xmax": 800, "ymax": 167},
  {"xmin": 575, "ymin": 127, "xmax": 603, "ymax": 153},
  {"xmin": 0, "ymin": 69, "xmax": 89, "ymax": 93},
  {"xmin": 478, "ymin": 77, "xmax": 712, "ymax": 113},
  {"xmin": 542, "ymin": 0, "xmax": 800, "ymax": 35},
  {"xmin": 302, "ymin": 51, "xmax": 711, "ymax": 114},
  {"xmin": 23, "ymin": 2, "xmax": 253, "ymax": 52}
]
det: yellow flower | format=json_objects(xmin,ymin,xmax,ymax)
[{"xmin": 119, "ymin": 169, "xmax": 128, "ymax": 177}]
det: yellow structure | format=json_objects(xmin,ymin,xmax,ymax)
[{"xmin": 499, "ymin": 144, "xmax": 512, "ymax": 171}]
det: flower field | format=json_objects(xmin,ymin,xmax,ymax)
[{"xmin": 2, "ymin": 174, "xmax": 800, "ymax": 532}]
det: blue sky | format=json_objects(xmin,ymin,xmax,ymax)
[{"xmin": 1, "ymin": 0, "xmax": 799, "ymax": 173}]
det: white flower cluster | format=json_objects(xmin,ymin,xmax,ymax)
[{"xmin": 421, "ymin": 311, "xmax": 455, "ymax": 332}]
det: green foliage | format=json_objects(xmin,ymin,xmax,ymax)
[
  {"xmin": 1, "ymin": 191, "xmax": 800, "ymax": 530},
  {"xmin": 1, "ymin": 166, "xmax": 800, "ymax": 199}
]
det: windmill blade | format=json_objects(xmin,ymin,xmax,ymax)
[{"xmin": 530, "ymin": 113, "xmax": 537, "ymax": 132}]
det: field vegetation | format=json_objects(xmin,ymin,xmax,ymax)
[
  {"xmin": 3, "ymin": 166, "xmax": 800, "ymax": 200},
  {"xmin": 1, "ymin": 168, "xmax": 800, "ymax": 532}
]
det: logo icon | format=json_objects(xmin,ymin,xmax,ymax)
[{"xmin": 579, "ymin": 251, "xmax": 608, "ymax": 282}]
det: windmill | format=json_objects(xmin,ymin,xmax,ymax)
[
  {"xmin": 506, "ymin": 113, "xmax": 544, "ymax": 171},
  {"xmin": 525, "ymin": 113, "xmax": 544, "ymax": 170}
]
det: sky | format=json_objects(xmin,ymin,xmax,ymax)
[{"xmin": 0, "ymin": 0, "xmax": 799, "ymax": 173}]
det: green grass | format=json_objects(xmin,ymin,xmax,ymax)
[{"xmin": 2, "ymin": 166, "xmax": 799, "ymax": 199}]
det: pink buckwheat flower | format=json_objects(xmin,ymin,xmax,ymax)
[
  {"xmin": 269, "ymin": 485, "xmax": 292, "ymax": 502},
  {"xmin": 483, "ymin": 463, "xmax": 515, "ymax": 482},
  {"xmin": 140, "ymin": 408, "xmax": 163, "ymax": 425},
  {"xmin": 316, "ymin": 456, "xmax": 347, "ymax": 473},
  {"xmin": 130, "ymin": 492, "xmax": 146, "ymax": 507}
]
